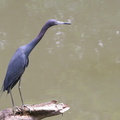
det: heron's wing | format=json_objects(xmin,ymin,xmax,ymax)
[{"xmin": 3, "ymin": 48, "xmax": 29, "ymax": 92}]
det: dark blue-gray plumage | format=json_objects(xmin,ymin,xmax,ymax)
[{"xmin": 1, "ymin": 19, "xmax": 71, "ymax": 108}]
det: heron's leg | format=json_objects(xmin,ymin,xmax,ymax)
[
  {"xmin": 9, "ymin": 88, "xmax": 22, "ymax": 113},
  {"xmin": 9, "ymin": 89, "xmax": 15, "ymax": 108},
  {"xmin": 18, "ymin": 79, "xmax": 24, "ymax": 106}
]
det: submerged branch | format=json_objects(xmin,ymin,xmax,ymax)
[{"xmin": 0, "ymin": 100, "xmax": 70, "ymax": 120}]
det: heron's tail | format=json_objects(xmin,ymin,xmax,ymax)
[{"xmin": 0, "ymin": 85, "xmax": 4, "ymax": 98}]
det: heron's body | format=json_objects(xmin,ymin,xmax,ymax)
[
  {"xmin": 3, "ymin": 46, "xmax": 29, "ymax": 93},
  {"xmin": 1, "ymin": 19, "xmax": 71, "ymax": 108}
]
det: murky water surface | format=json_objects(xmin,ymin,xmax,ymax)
[{"xmin": 0, "ymin": 0, "xmax": 120, "ymax": 120}]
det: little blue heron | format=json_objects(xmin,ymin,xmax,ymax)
[{"xmin": 1, "ymin": 19, "xmax": 71, "ymax": 108}]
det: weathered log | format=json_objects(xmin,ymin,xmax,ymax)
[{"xmin": 0, "ymin": 100, "xmax": 70, "ymax": 120}]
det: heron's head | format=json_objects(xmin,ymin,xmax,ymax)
[{"xmin": 47, "ymin": 19, "xmax": 71, "ymax": 27}]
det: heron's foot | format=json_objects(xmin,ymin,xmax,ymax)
[
  {"xmin": 12, "ymin": 106, "xmax": 22, "ymax": 115},
  {"xmin": 15, "ymin": 106, "xmax": 22, "ymax": 111},
  {"xmin": 13, "ymin": 105, "xmax": 27, "ymax": 115},
  {"xmin": 22, "ymin": 104, "xmax": 27, "ymax": 108},
  {"xmin": 12, "ymin": 105, "xmax": 31, "ymax": 115},
  {"xmin": 21, "ymin": 104, "xmax": 31, "ymax": 112}
]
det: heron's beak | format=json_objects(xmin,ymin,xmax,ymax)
[{"xmin": 56, "ymin": 21, "xmax": 71, "ymax": 25}]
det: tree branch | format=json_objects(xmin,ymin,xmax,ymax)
[{"xmin": 0, "ymin": 100, "xmax": 70, "ymax": 120}]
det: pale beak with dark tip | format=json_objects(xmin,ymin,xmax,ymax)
[{"xmin": 56, "ymin": 20, "xmax": 71, "ymax": 25}]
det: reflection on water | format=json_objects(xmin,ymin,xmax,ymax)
[
  {"xmin": 0, "ymin": 0, "xmax": 120, "ymax": 120},
  {"xmin": 0, "ymin": 40, "xmax": 6, "ymax": 50}
]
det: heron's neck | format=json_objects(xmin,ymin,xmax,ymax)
[{"xmin": 26, "ymin": 24, "xmax": 50, "ymax": 55}]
